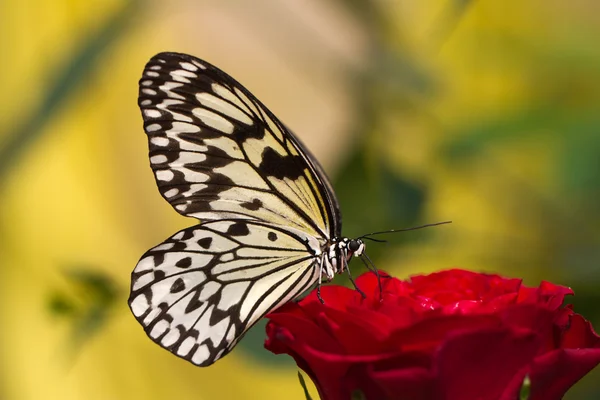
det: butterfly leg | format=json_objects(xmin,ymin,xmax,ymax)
[
  {"xmin": 317, "ymin": 254, "xmax": 325, "ymax": 304},
  {"xmin": 343, "ymin": 251, "xmax": 366, "ymax": 299}
]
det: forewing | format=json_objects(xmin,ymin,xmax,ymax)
[
  {"xmin": 128, "ymin": 220, "xmax": 320, "ymax": 366},
  {"xmin": 138, "ymin": 52, "xmax": 340, "ymax": 239}
]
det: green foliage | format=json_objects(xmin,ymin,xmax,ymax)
[
  {"xmin": 350, "ymin": 389, "xmax": 367, "ymax": 400},
  {"xmin": 48, "ymin": 267, "xmax": 119, "ymax": 357},
  {"xmin": 297, "ymin": 372, "xmax": 314, "ymax": 400},
  {"xmin": 519, "ymin": 375, "xmax": 531, "ymax": 400}
]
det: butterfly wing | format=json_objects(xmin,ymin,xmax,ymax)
[
  {"xmin": 128, "ymin": 220, "xmax": 321, "ymax": 366},
  {"xmin": 132, "ymin": 53, "xmax": 343, "ymax": 366},
  {"xmin": 138, "ymin": 52, "xmax": 341, "ymax": 239}
]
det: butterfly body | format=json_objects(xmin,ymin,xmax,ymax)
[{"xmin": 129, "ymin": 52, "xmax": 365, "ymax": 366}]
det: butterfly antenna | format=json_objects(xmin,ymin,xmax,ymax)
[
  {"xmin": 361, "ymin": 237, "xmax": 387, "ymax": 243},
  {"xmin": 358, "ymin": 221, "xmax": 452, "ymax": 240}
]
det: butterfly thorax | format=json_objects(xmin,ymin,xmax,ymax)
[{"xmin": 321, "ymin": 237, "xmax": 365, "ymax": 281}]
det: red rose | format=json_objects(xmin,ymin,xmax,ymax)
[{"xmin": 264, "ymin": 269, "xmax": 600, "ymax": 400}]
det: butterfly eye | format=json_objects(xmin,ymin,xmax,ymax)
[{"xmin": 348, "ymin": 239, "xmax": 361, "ymax": 252}]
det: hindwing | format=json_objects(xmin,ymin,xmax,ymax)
[{"xmin": 128, "ymin": 220, "xmax": 321, "ymax": 366}]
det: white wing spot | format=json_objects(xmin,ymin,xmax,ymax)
[
  {"xmin": 173, "ymin": 151, "xmax": 207, "ymax": 166},
  {"xmin": 146, "ymin": 71, "xmax": 160, "ymax": 77},
  {"xmin": 192, "ymin": 108, "xmax": 234, "ymax": 134},
  {"xmin": 141, "ymin": 88, "xmax": 157, "ymax": 95},
  {"xmin": 140, "ymin": 99, "xmax": 152, "ymax": 106},
  {"xmin": 161, "ymin": 329, "xmax": 180, "ymax": 347},
  {"xmin": 168, "ymin": 121, "xmax": 201, "ymax": 134},
  {"xmin": 141, "ymin": 80, "xmax": 153, "ymax": 86},
  {"xmin": 144, "ymin": 109, "xmax": 161, "ymax": 119},
  {"xmin": 151, "ymin": 137, "xmax": 169, "ymax": 147},
  {"xmin": 192, "ymin": 60, "xmax": 207, "ymax": 69},
  {"xmin": 150, "ymin": 320, "xmax": 169, "ymax": 338},
  {"xmin": 172, "ymin": 74, "xmax": 191, "ymax": 84},
  {"xmin": 157, "ymin": 59, "xmax": 166, "ymax": 64},
  {"xmin": 192, "ymin": 345, "xmax": 210, "ymax": 365},
  {"xmin": 156, "ymin": 170, "xmax": 175, "ymax": 181},
  {"xmin": 146, "ymin": 123, "xmax": 161, "ymax": 132},
  {"xmin": 164, "ymin": 188, "xmax": 179, "ymax": 198},
  {"xmin": 150, "ymin": 154, "xmax": 168, "ymax": 164},
  {"xmin": 177, "ymin": 337, "xmax": 196, "ymax": 356},
  {"xmin": 172, "ymin": 69, "xmax": 197, "ymax": 79},
  {"xmin": 180, "ymin": 62, "xmax": 198, "ymax": 71},
  {"xmin": 129, "ymin": 295, "xmax": 149, "ymax": 317},
  {"xmin": 220, "ymin": 253, "xmax": 234, "ymax": 262},
  {"xmin": 150, "ymin": 65, "xmax": 161, "ymax": 70},
  {"xmin": 196, "ymin": 92, "xmax": 253, "ymax": 125}
]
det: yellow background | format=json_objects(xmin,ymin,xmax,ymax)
[{"xmin": 2, "ymin": 1, "xmax": 600, "ymax": 399}]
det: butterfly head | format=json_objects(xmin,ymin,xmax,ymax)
[
  {"xmin": 347, "ymin": 238, "xmax": 365, "ymax": 257},
  {"xmin": 333, "ymin": 237, "xmax": 365, "ymax": 260}
]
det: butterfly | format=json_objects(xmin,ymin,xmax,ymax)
[{"xmin": 128, "ymin": 52, "xmax": 373, "ymax": 367}]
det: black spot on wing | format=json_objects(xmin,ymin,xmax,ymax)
[
  {"xmin": 180, "ymin": 229, "xmax": 195, "ymax": 240},
  {"xmin": 197, "ymin": 237, "xmax": 213, "ymax": 249},
  {"xmin": 176, "ymin": 257, "xmax": 192, "ymax": 268},
  {"xmin": 152, "ymin": 253, "xmax": 165, "ymax": 266},
  {"xmin": 268, "ymin": 232, "xmax": 277, "ymax": 242},
  {"xmin": 258, "ymin": 147, "xmax": 305, "ymax": 180},
  {"xmin": 170, "ymin": 278, "xmax": 186, "ymax": 293},
  {"xmin": 241, "ymin": 198, "xmax": 263, "ymax": 211},
  {"xmin": 226, "ymin": 222, "xmax": 250, "ymax": 236},
  {"xmin": 232, "ymin": 123, "xmax": 264, "ymax": 142}
]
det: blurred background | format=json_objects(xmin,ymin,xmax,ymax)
[{"xmin": 1, "ymin": 0, "xmax": 599, "ymax": 399}]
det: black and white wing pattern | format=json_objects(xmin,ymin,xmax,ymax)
[
  {"xmin": 129, "ymin": 52, "xmax": 342, "ymax": 366},
  {"xmin": 129, "ymin": 220, "xmax": 321, "ymax": 366},
  {"xmin": 137, "ymin": 52, "xmax": 340, "ymax": 239}
]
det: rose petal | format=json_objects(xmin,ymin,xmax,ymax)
[
  {"xmin": 435, "ymin": 327, "xmax": 541, "ymax": 400},
  {"xmin": 560, "ymin": 313, "xmax": 600, "ymax": 349},
  {"xmin": 388, "ymin": 314, "xmax": 502, "ymax": 353},
  {"xmin": 369, "ymin": 365, "xmax": 434, "ymax": 400},
  {"xmin": 529, "ymin": 348, "xmax": 600, "ymax": 400},
  {"xmin": 264, "ymin": 269, "xmax": 599, "ymax": 400},
  {"xmin": 265, "ymin": 313, "xmax": 343, "ymax": 354}
]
